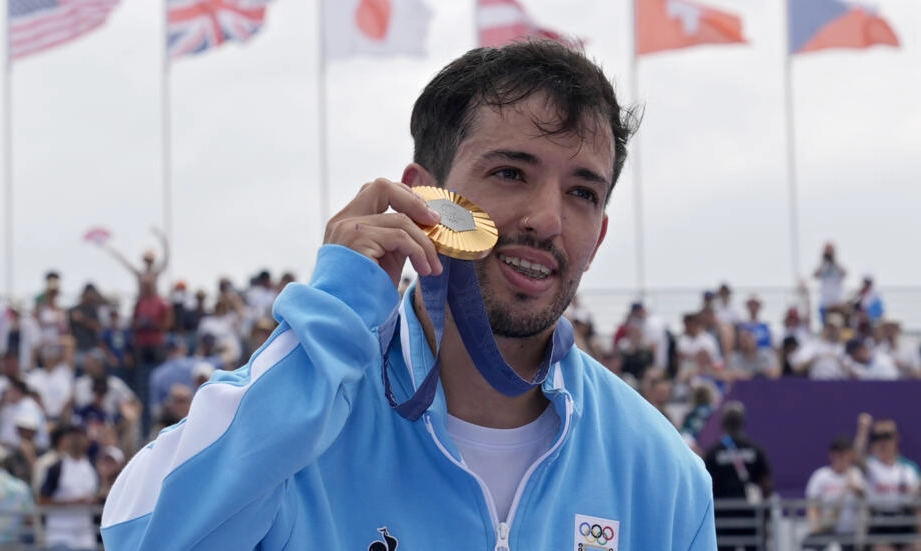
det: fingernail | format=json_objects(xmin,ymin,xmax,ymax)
[{"xmin": 428, "ymin": 207, "xmax": 441, "ymax": 221}]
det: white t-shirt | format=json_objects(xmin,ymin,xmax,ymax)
[
  {"xmin": 25, "ymin": 362, "xmax": 74, "ymax": 419},
  {"xmin": 447, "ymin": 406, "xmax": 560, "ymax": 522},
  {"xmin": 45, "ymin": 455, "xmax": 99, "ymax": 548},
  {"xmin": 793, "ymin": 339, "xmax": 845, "ymax": 380},
  {"xmin": 866, "ymin": 456, "xmax": 920, "ymax": 513},
  {"xmin": 805, "ymin": 465, "xmax": 866, "ymax": 534}
]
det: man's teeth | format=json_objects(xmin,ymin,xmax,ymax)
[{"xmin": 500, "ymin": 254, "xmax": 551, "ymax": 279}]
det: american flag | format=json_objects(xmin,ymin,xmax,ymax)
[
  {"xmin": 8, "ymin": 0, "xmax": 120, "ymax": 61},
  {"xmin": 167, "ymin": 0, "xmax": 274, "ymax": 60}
]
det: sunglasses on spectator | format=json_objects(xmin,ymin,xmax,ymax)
[{"xmin": 871, "ymin": 431, "xmax": 896, "ymax": 440}]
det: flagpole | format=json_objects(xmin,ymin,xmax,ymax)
[
  {"xmin": 316, "ymin": 0, "xmax": 330, "ymax": 237},
  {"xmin": 782, "ymin": 0, "xmax": 801, "ymax": 285},
  {"xmin": 163, "ymin": 3, "xmax": 173, "ymax": 288},
  {"xmin": 3, "ymin": 49, "xmax": 12, "ymax": 299},
  {"xmin": 629, "ymin": 0, "xmax": 646, "ymax": 298}
]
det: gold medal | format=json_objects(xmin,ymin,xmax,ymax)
[{"xmin": 413, "ymin": 186, "xmax": 498, "ymax": 260}]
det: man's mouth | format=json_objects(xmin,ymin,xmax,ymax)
[{"xmin": 498, "ymin": 253, "xmax": 552, "ymax": 280}]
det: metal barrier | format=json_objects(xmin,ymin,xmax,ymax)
[
  {"xmin": 0, "ymin": 499, "xmax": 916, "ymax": 549},
  {"xmin": 716, "ymin": 496, "xmax": 921, "ymax": 551}
]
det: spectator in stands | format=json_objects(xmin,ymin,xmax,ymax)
[
  {"xmin": 714, "ymin": 282, "xmax": 742, "ymax": 328},
  {"xmin": 34, "ymin": 274, "xmax": 69, "ymax": 359},
  {"xmin": 0, "ymin": 451, "xmax": 37, "ymax": 547},
  {"xmin": 855, "ymin": 275, "xmax": 885, "ymax": 325},
  {"xmin": 0, "ymin": 379, "xmax": 50, "ymax": 451},
  {"xmin": 727, "ymin": 327, "xmax": 781, "ymax": 380},
  {"xmin": 25, "ymin": 343, "xmax": 74, "ymax": 427},
  {"xmin": 100, "ymin": 308, "xmax": 132, "ymax": 384},
  {"xmin": 803, "ymin": 435, "xmax": 867, "ymax": 551},
  {"xmin": 612, "ymin": 301, "xmax": 670, "ymax": 375},
  {"xmin": 38, "ymin": 423, "xmax": 99, "ymax": 551},
  {"xmin": 68, "ymin": 283, "xmax": 104, "ymax": 374},
  {"xmin": 95, "ymin": 445, "xmax": 125, "ymax": 505},
  {"xmin": 704, "ymin": 401, "xmax": 772, "ymax": 551},
  {"xmin": 680, "ymin": 385, "xmax": 716, "ymax": 456},
  {"xmin": 72, "ymin": 348, "xmax": 141, "ymax": 452},
  {"xmin": 0, "ymin": 300, "xmax": 41, "ymax": 372},
  {"xmin": 614, "ymin": 313, "xmax": 656, "ymax": 384},
  {"xmin": 780, "ymin": 306, "xmax": 812, "ymax": 350},
  {"xmin": 130, "ymin": 273, "xmax": 172, "ymax": 433},
  {"xmin": 876, "ymin": 321, "xmax": 921, "ymax": 380},
  {"xmin": 245, "ymin": 270, "xmax": 278, "ymax": 324},
  {"xmin": 814, "ymin": 242, "xmax": 848, "ymax": 325},
  {"xmin": 98, "ymin": 226, "xmax": 170, "ymax": 295},
  {"xmin": 148, "ymin": 337, "xmax": 195, "ymax": 422},
  {"xmin": 792, "ymin": 312, "xmax": 847, "ymax": 379},
  {"xmin": 844, "ymin": 338, "xmax": 900, "ymax": 380},
  {"xmin": 738, "ymin": 294, "xmax": 773, "ymax": 352},
  {"xmin": 854, "ymin": 414, "xmax": 920, "ymax": 551},
  {"xmin": 676, "ymin": 312, "xmax": 727, "ymax": 400}
]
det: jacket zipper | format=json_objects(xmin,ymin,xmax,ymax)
[{"xmin": 423, "ymin": 393, "xmax": 574, "ymax": 551}]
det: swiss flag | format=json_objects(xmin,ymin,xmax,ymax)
[
  {"xmin": 477, "ymin": 0, "xmax": 580, "ymax": 48},
  {"xmin": 323, "ymin": 0, "xmax": 432, "ymax": 60},
  {"xmin": 636, "ymin": 0, "xmax": 746, "ymax": 56}
]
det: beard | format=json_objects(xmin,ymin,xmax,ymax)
[{"xmin": 475, "ymin": 234, "xmax": 578, "ymax": 339}]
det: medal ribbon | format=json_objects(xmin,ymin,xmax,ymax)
[{"xmin": 381, "ymin": 255, "xmax": 574, "ymax": 421}]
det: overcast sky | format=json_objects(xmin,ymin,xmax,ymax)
[{"xmin": 1, "ymin": 0, "xmax": 919, "ymax": 326}]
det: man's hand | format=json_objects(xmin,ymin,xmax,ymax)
[{"xmin": 325, "ymin": 179, "xmax": 443, "ymax": 286}]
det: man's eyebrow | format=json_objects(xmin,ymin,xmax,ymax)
[
  {"xmin": 480, "ymin": 149, "xmax": 611, "ymax": 186},
  {"xmin": 480, "ymin": 149, "xmax": 540, "ymax": 165}
]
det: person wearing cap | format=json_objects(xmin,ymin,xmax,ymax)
[
  {"xmin": 803, "ymin": 436, "xmax": 867, "ymax": 550},
  {"xmin": 101, "ymin": 40, "xmax": 715, "ymax": 550}
]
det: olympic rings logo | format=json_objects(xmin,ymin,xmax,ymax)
[{"xmin": 579, "ymin": 522, "xmax": 616, "ymax": 546}]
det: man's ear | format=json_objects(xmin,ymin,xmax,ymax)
[{"xmin": 402, "ymin": 163, "xmax": 437, "ymax": 189}]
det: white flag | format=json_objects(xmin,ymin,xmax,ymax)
[{"xmin": 323, "ymin": 0, "xmax": 432, "ymax": 60}]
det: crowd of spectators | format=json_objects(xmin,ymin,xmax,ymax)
[{"xmin": 0, "ymin": 240, "xmax": 918, "ymax": 547}]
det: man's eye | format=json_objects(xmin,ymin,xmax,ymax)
[
  {"xmin": 572, "ymin": 188, "xmax": 599, "ymax": 204},
  {"xmin": 494, "ymin": 168, "xmax": 524, "ymax": 180}
]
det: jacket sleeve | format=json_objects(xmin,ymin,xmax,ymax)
[{"xmin": 100, "ymin": 245, "xmax": 400, "ymax": 550}]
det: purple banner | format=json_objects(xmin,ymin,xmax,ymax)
[{"xmin": 697, "ymin": 379, "xmax": 921, "ymax": 498}]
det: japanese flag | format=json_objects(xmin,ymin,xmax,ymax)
[{"xmin": 323, "ymin": 0, "xmax": 432, "ymax": 60}]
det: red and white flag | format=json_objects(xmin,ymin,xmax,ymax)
[
  {"xmin": 636, "ymin": 0, "xmax": 746, "ymax": 56},
  {"xmin": 477, "ymin": 0, "xmax": 580, "ymax": 48},
  {"xmin": 322, "ymin": 0, "xmax": 432, "ymax": 61},
  {"xmin": 83, "ymin": 226, "xmax": 112, "ymax": 246}
]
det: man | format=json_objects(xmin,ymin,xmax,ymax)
[
  {"xmin": 803, "ymin": 436, "xmax": 867, "ymax": 551},
  {"xmin": 704, "ymin": 401, "xmax": 772, "ymax": 551},
  {"xmin": 101, "ymin": 40, "xmax": 715, "ymax": 549}
]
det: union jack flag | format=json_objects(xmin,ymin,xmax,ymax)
[
  {"xmin": 167, "ymin": 0, "xmax": 275, "ymax": 60},
  {"xmin": 8, "ymin": 0, "xmax": 120, "ymax": 61}
]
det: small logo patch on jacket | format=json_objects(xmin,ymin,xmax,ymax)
[
  {"xmin": 574, "ymin": 514, "xmax": 619, "ymax": 551},
  {"xmin": 368, "ymin": 527, "xmax": 399, "ymax": 551}
]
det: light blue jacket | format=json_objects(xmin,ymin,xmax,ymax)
[{"xmin": 101, "ymin": 245, "xmax": 716, "ymax": 550}]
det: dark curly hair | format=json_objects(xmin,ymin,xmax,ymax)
[{"xmin": 410, "ymin": 39, "xmax": 639, "ymax": 205}]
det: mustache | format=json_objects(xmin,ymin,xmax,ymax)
[{"xmin": 492, "ymin": 234, "xmax": 568, "ymax": 273}]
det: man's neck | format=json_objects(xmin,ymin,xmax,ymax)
[{"xmin": 413, "ymin": 286, "xmax": 551, "ymax": 429}]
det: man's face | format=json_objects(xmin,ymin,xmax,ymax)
[{"xmin": 438, "ymin": 95, "xmax": 611, "ymax": 339}]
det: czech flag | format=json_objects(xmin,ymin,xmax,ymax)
[
  {"xmin": 636, "ymin": 0, "xmax": 746, "ymax": 56},
  {"xmin": 789, "ymin": 0, "xmax": 899, "ymax": 55}
]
